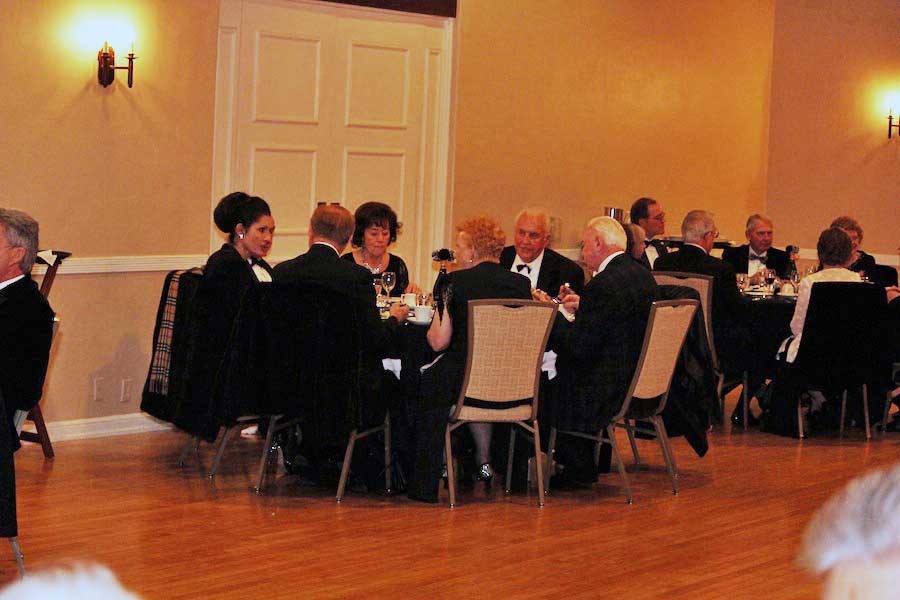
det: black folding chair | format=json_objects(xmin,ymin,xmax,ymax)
[{"xmin": 793, "ymin": 282, "xmax": 889, "ymax": 439}]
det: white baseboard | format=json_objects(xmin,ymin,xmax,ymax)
[{"xmin": 20, "ymin": 412, "xmax": 173, "ymax": 443}]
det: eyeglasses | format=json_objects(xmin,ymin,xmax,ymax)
[
  {"xmin": 649, "ymin": 213, "xmax": 666, "ymax": 221},
  {"xmin": 707, "ymin": 230, "xmax": 720, "ymax": 239}
]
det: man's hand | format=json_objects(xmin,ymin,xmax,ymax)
[
  {"xmin": 531, "ymin": 288, "xmax": 553, "ymax": 303},
  {"xmin": 887, "ymin": 286, "xmax": 900, "ymax": 304},
  {"xmin": 389, "ymin": 302, "xmax": 409, "ymax": 322},
  {"xmin": 561, "ymin": 293, "xmax": 580, "ymax": 312}
]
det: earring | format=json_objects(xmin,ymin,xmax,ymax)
[{"xmin": 238, "ymin": 233, "xmax": 244, "ymax": 240}]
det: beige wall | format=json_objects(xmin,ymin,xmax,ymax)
[
  {"xmin": 0, "ymin": 0, "xmax": 218, "ymax": 421},
  {"xmin": 451, "ymin": 0, "xmax": 776, "ymax": 247},
  {"xmin": 766, "ymin": 0, "xmax": 900, "ymax": 257}
]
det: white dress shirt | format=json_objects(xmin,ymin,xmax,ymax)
[
  {"xmin": 0, "ymin": 274, "xmax": 24, "ymax": 292},
  {"xmin": 593, "ymin": 250, "xmax": 625, "ymax": 277},
  {"xmin": 645, "ymin": 244, "xmax": 660, "ymax": 268},
  {"xmin": 747, "ymin": 247, "xmax": 768, "ymax": 277},
  {"xmin": 510, "ymin": 250, "xmax": 545, "ymax": 289}
]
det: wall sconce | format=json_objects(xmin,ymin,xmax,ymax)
[
  {"xmin": 97, "ymin": 42, "xmax": 136, "ymax": 88},
  {"xmin": 889, "ymin": 110, "xmax": 899, "ymax": 139}
]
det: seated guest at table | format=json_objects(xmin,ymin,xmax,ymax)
[
  {"xmin": 0, "ymin": 208, "xmax": 54, "ymax": 540},
  {"xmin": 829, "ymin": 216, "xmax": 877, "ymax": 278},
  {"xmin": 548, "ymin": 217, "xmax": 658, "ymax": 485},
  {"xmin": 208, "ymin": 191, "xmax": 275, "ymax": 288},
  {"xmin": 499, "ymin": 207, "xmax": 585, "ymax": 297},
  {"xmin": 342, "ymin": 201, "xmax": 418, "ymax": 295},
  {"xmin": 275, "ymin": 205, "xmax": 408, "ymax": 479},
  {"xmin": 177, "ymin": 193, "xmax": 276, "ymax": 439},
  {"xmin": 654, "ymin": 210, "xmax": 752, "ymax": 423},
  {"xmin": 629, "ymin": 196, "xmax": 667, "ymax": 268},
  {"xmin": 410, "ymin": 216, "xmax": 531, "ymax": 500},
  {"xmin": 276, "ymin": 204, "xmax": 408, "ymax": 330},
  {"xmin": 722, "ymin": 214, "xmax": 791, "ymax": 283},
  {"xmin": 777, "ymin": 228, "xmax": 860, "ymax": 365},
  {"xmin": 623, "ymin": 223, "xmax": 647, "ymax": 265}
]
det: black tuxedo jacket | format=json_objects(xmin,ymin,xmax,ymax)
[
  {"xmin": 721, "ymin": 244, "xmax": 791, "ymax": 279},
  {"xmin": 0, "ymin": 276, "xmax": 55, "ymax": 449},
  {"xmin": 499, "ymin": 247, "xmax": 586, "ymax": 296},
  {"xmin": 551, "ymin": 254, "xmax": 659, "ymax": 431},
  {"xmin": 639, "ymin": 238, "xmax": 669, "ymax": 269},
  {"xmin": 273, "ymin": 243, "xmax": 399, "ymax": 357},
  {"xmin": 654, "ymin": 245, "xmax": 749, "ymax": 370}
]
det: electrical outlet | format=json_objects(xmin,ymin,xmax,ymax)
[
  {"xmin": 120, "ymin": 378, "xmax": 133, "ymax": 403},
  {"xmin": 92, "ymin": 376, "xmax": 105, "ymax": 402}
]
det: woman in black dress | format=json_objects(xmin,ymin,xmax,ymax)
[
  {"xmin": 342, "ymin": 202, "xmax": 418, "ymax": 295},
  {"xmin": 408, "ymin": 216, "xmax": 531, "ymax": 499},
  {"xmin": 175, "ymin": 192, "xmax": 275, "ymax": 440}
]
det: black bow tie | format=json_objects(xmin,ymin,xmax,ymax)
[
  {"xmin": 749, "ymin": 253, "xmax": 767, "ymax": 262},
  {"xmin": 516, "ymin": 264, "xmax": 531, "ymax": 274}
]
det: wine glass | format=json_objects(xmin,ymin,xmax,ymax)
[
  {"xmin": 764, "ymin": 268, "xmax": 777, "ymax": 295},
  {"xmin": 736, "ymin": 273, "xmax": 748, "ymax": 292},
  {"xmin": 382, "ymin": 271, "xmax": 396, "ymax": 296},
  {"xmin": 418, "ymin": 292, "xmax": 432, "ymax": 307},
  {"xmin": 790, "ymin": 270, "xmax": 801, "ymax": 291},
  {"xmin": 373, "ymin": 278, "xmax": 384, "ymax": 305}
]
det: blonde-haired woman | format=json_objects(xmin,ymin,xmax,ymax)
[{"xmin": 409, "ymin": 216, "xmax": 532, "ymax": 502}]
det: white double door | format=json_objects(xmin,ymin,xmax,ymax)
[{"xmin": 213, "ymin": 0, "xmax": 453, "ymax": 284}]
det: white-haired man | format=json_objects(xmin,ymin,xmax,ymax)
[
  {"xmin": 548, "ymin": 217, "xmax": 658, "ymax": 485},
  {"xmin": 0, "ymin": 208, "xmax": 54, "ymax": 541},
  {"xmin": 499, "ymin": 207, "xmax": 585, "ymax": 298},
  {"xmin": 722, "ymin": 214, "xmax": 792, "ymax": 283},
  {"xmin": 799, "ymin": 463, "xmax": 900, "ymax": 598}
]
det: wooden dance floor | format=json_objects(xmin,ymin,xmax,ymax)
[{"xmin": 5, "ymin": 396, "xmax": 900, "ymax": 598}]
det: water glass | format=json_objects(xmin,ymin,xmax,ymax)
[{"xmin": 382, "ymin": 271, "xmax": 396, "ymax": 296}]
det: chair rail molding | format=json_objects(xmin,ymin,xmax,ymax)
[{"xmin": 31, "ymin": 255, "xmax": 209, "ymax": 276}]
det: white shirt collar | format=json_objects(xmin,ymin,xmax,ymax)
[
  {"xmin": 312, "ymin": 241, "xmax": 340, "ymax": 256},
  {"xmin": 593, "ymin": 250, "xmax": 625, "ymax": 276},
  {"xmin": 511, "ymin": 250, "xmax": 545, "ymax": 289},
  {"xmin": 685, "ymin": 243, "xmax": 708, "ymax": 255},
  {"xmin": 0, "ymin": 274, "xmax": 25, "ymax": 291},
  {"xmin": 748, "ymin": 246, "xmax": 767, "ymax": 258}
]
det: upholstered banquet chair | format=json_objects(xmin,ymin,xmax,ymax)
[
  {"xmin": 545, "ymin": 299, "xmax": 698, "ymax": 503},
  {"xmin": 652, "ymin": 272, "xmax": 748, "ymax": 426},
  {"xmin": 443, "ymin": 299, "xmax": 556, "ymax": 508}
]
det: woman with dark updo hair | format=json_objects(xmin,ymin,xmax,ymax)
[
  {"xmin": 341, "ymin": 201, "xmax": 417, "ymax": 295},
  {"xmin": 208, "ymin": 191, "xmax": 275, "ymax": 286}
]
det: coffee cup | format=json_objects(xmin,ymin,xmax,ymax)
[
  {"xmin": 414, "ymin": 305, "xmax": 433, "ymax": 322},
  {"xmin": 403, "ymin": 292, "xmax": 417, "ymax": 307}
]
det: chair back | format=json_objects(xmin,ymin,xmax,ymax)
[
  {"xmin": 452, "ymin": 299, "xmax": 556, "ymax": 422},
  {"xmin": 652, "ymin": 272, "xmax": 717, "ymax": 370},
  {"xmin": 615, "ymin": 299, "xmax": 699, "ymax": 420},
  {"xmin": 869, "ymin": 264, "xmax": 898, "ymax": 288},
  {"xmin": 214, "ymin": 282, "xmax": 365, "ymax": 446},
  {"xmin": 795, "ymin": 282, "xmax": 888, "ymax": 388}
]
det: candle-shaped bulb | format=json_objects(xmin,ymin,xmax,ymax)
[{"xmin": 130, "ymin": 41, "xmax": 135, "ymax": 55}]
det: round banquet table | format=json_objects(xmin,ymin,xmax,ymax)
[{"xmin": 743, "ymin": 292, "xmax": 796, "ymax": 378}]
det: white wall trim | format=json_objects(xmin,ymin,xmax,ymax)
[
  {"xmin": 20, "ymin": 413, "xmax": 173, "ymax": 443},
  {"xmin": 32, "ymin": 255, "xmax": 208, "ymax": 276}
]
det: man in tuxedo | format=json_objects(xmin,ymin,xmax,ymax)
[
  {"xmin": 654, "ymin": 211, "xmax": 752, "ymax": 421},
  {"xmin": 630, "ymin": 196, "xmax": 668, "ymax": 268},
  {"xmin": 272, "ymin": 205, "xmax": 407, "ymax": 481},
  {"xmin": 549, "ymin": 216, "xmax": 658, "ymax": 484},
  {"xmin": 0, "ymin": 208, "xmax": 54, "ymax": 539},
  {"xmin": 499, "ymin": 207, "xmax": 585, "ymax": 297},
  {"xmin": 722, "ymin": 214, "xmax": 792, "ymax": 282},
  {"xmin": 274, "ymin": 204, "xmax": 408, "ymax": 338}
]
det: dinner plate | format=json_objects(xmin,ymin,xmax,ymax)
[{"xmin": 743, "ymin": 289, "xmax": 770, "ymax": 296}]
